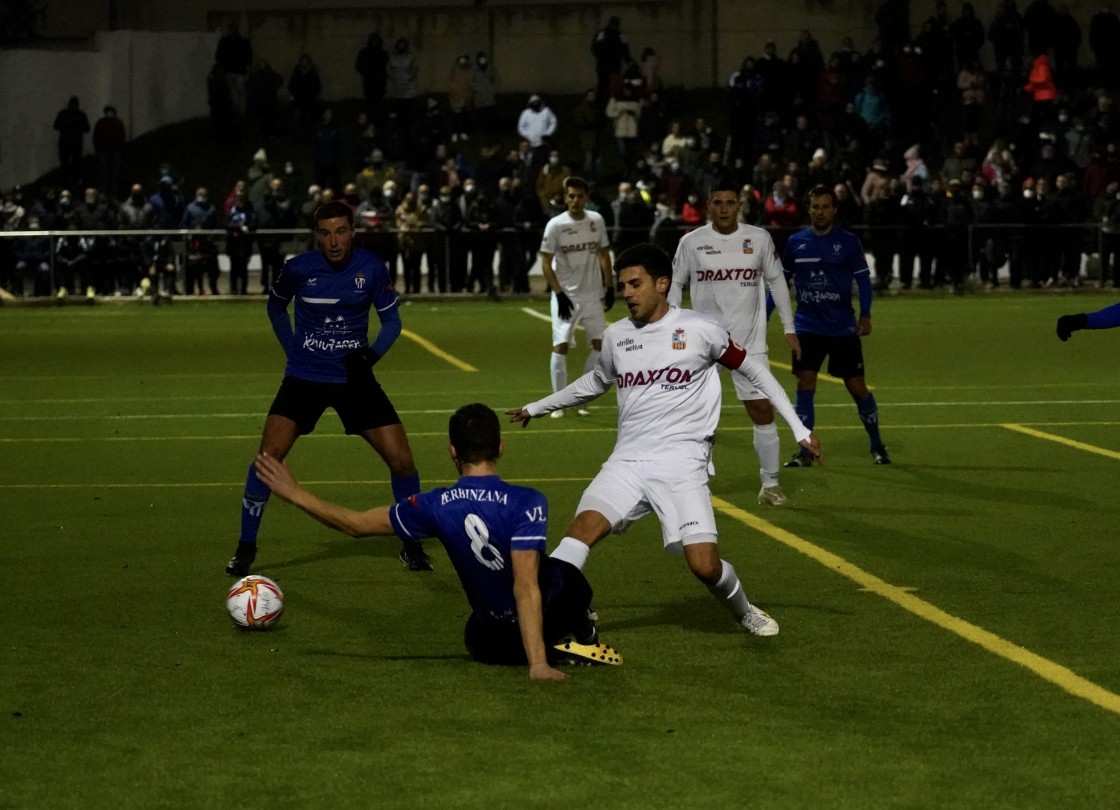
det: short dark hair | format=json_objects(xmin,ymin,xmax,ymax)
[
  {"xmin": 708, "ymin": 177, "xmax": 741, "ymax": 197},
  {"xmin": 313, "ymin": 200, "xmax": 354, "ymax": 225},
  {"xmin": 563, "ymin": 176, "xmax": 589, "ymax": 193},
  {"xmin": 808, "ymin": 184, "xmax": 836, "ymax": 204},
  {"xmin": 448, "ymin": 403, "xmax": 501, "ymax": 465},
  {"xmin": 614, "ymin": 242, "xmax": 672, "ymax": 280}
]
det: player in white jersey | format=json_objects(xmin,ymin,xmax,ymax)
[
  {"xmin": 539, "ymin": 176, "xmax": 614, "ymax": 418},
  {"xmin": 669, "ymin": 178, "xmax": 800, "ymax": 508},
  {"xmin": 508, "ymin": 243, "xmax": 821, "ymax": 637}
]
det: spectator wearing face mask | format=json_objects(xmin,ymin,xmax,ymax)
[
  {"xmin": 763, "ymin": 180, "xmax": 799, "ymax": 229},
  {"xmin": 257, "ymin": 178, "xmax": 298, "ymax": 293},
  {"xmin": 680, "ymin": 190, "xmax": 707, "ymax": 232},
  {"xmin": 428, "ymin": 184, "xmax": 462, "ymax": 293},
  {"xmin": 662, "ymin": 158, "xmax": 693, "ymax": 210},
  {"xmin": 517, "ymin": 94, "xmax": 557, "ymax": 170},
  {"xmin": 182, "ymin": 187, "xmax": 221, "ymax": 295},
  {"xmin": 355, "ymin": 179, "xmax": 400, "ymax": 285},
  {"xmin": 356, "ymin": 149, "xmax": 396, "ymax": 201}
]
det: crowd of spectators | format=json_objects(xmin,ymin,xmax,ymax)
[{"xmin": 3, "ymin": 2, "xmax": 1120, "ymax": 299}]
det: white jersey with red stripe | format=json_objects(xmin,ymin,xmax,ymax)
[
  {"xmin": 524, "ymin": 307, "xmax": 810, "ymax": 463},
  {"xmin": 669, "ymin": 222, "xmax": 793, "ymax": 353}
]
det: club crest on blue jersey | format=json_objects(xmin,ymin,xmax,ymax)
[
  {"xmin": 672, "ymin": 328, "xmax": 687, "ymax": 350},
  {"xmin": 355, "ymin": 271, "xmax": 366, "ymax": 289},
  {"xmin": 742, "ymin": 238, "xmax": 753, "ymax": 255},
  {"xmin": 833, "ymin": 242, "xmax": 842, "ymax": 253}
]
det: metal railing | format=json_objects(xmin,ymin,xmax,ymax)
[{"xmin": 0, "ymin": 222, "xmax": 1114, "ymax": 298}]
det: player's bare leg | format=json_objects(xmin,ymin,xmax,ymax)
[
  {"xmin": 747, "ymin": 399, "xmax": 788, "ymax": 505},
  {"xmin": 683, "ymin": 540, "xmax": 778, "ymax": 636}
]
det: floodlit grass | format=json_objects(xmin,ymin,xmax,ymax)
[{"xmin": 2, "ymin": 293, "xmax": 1120, "ymax": 809}]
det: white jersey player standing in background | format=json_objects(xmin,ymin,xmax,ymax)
[
  {"xmin": 669, "ymin": 177, "xmax": 801, "ymax": 507},
  {"xmin": 539, "ymin": 176, "xmax": 615, "ymax": 418},
  {"xmin": 508, "ymin": 243, "xmax": 821, "ymax": 637}
]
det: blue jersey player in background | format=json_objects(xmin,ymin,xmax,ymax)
[
  {"xmin": 253, "ymin": 403, "xmax": 615, "ymax": 680},
  {"xmin": 780, "ymin": 184, "xmax": 891, "ymax": 467},
  {"xmin": 226, "ymin": 200, "xmax": 432, "ymax": 577}
]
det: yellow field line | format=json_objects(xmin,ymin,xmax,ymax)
[
  {"xmin": 711, "ymin": 495, "xmax": 1120, "ymax": 717},
  {"xmin": 1002, "ymin": 423, "xmax": 1120, "ymax": 460},
  {"xmin": 768, "ymin": 359, "xmax": 853, "ymax": 387},
  {"xmin": 400, "ymin": 328, "xmax": 477, "ymax": 372}
]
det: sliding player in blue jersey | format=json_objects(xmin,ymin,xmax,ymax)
[
  {"xmin": 225, "ymin": 200, "xmax": 432, "ymax": 577},
  {"xmin": 1056, "ymin": 302, "xmax": 1120, "ymax": 340},
  {"xmin": 781, "ymin": 185, "xmax": 891, "ymax": 466},
  {"xmin": 253, "ymin": 404, "xmax": 613, "ymax": 680}
]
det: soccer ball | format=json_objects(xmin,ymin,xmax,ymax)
[{"xmin": 226, "ymin": 575, "xmax": 284, "ymax": 630}]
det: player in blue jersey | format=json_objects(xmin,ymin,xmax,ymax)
[
  {"xmin": 225, "ymin": 200, "xmax": 432, "ymax": 577},
  {"xmin": 781, "ymin": 185, "xmax": 891, "ymax": 466},
  {"xmin": 253, "ymin": 403, "xmax": 614, "ymax": 680},
  {"xmin": 1056, "ymin": 302, "xmax": 1120, "ymax": 340}
]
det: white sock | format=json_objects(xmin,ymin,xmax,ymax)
[
  {"xmin": 550, "ymin": 351, "xmax": 567, "ymax": 393},
  {"xmin": 550, "ymin": 536, "xmax": 591, "ymax": 570},
  {"xmin": 582, "ymin": 349, "xmax": 600, "ymax": 375},
  {"xmin": 754, "ymin": 421, "xmax": 780, "ymax": 487},
  {"xmin": 705, "ymin": 559, "xmax": 750, "ymax": 620}
]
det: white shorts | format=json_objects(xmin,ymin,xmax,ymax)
[
  {"xmin": 728, "ymin": 350, "xmax": 769, "ymax": 401},
  {"xmin": 576, "ymin": 458, "xmax": 718, "ymax": 555},
  {"xmin": 551, "ymin": 291, "xmax": 607, "ymax": 348}
]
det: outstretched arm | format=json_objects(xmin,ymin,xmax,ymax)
[
  {"xmin": 718, "ymin": 343, "xmax": 822, "ymax": 463},
  {"xmin": 1057, "ymin": 302, "xmax": 1120, "ymax": 340},
  {"xmin": 253, "ymin": 453, "xmax": 395, "ymax": 537},
  {"xmin": 507, "ymin": 368, "xmax": 612, "ymax": 425}
]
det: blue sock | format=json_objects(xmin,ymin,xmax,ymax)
[
  {"xmin": 392, "ymin": 472, "xmax": 423, "ymax": 548},
  {"xmin": 239, "ymin": 464, "xmax": 272, "ymax": 545},
  {"xmin": 857, "ymin": 393, "xmax": 884, "ymax": 450},
  {"xmin": 391, "ymin": 472, "xmax": 421, "ymax": 503},
  {"xmin": 795, "ymin": 390, "xmax": 815, "ymax": 455}
]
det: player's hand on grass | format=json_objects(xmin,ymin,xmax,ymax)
[
  {"xmin": 604, "ymin": 285, "xmax": 615, "ymax": 311},
  {"xmin": 784, "ymin": 332, "xmax": 801, "ymax": 361},
  {"xmin": 556, "ymin": 291, "xmax": 574, "ymax": 320},
  {"xmin": 254, "ymin": 452, "xmax": 299, "ymax": 500},
  {"xmin": 506, "ymin": 408, "xmax": 533, "ymax": 428},
  {"xmin": 799, "ymin": 434, "xmax": 823, "ymax": 465},
  {"xmin": 1056, "ymin": 313, "xmax": 1087, "ymax": 341},
  {"xmin": 529, "ymin": 662, "xmax": 568, "ymax": 681}
]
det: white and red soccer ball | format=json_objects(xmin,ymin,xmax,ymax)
[{"xmin": 226, "ymin": 575, "xmax": 284, "ymax": 629}]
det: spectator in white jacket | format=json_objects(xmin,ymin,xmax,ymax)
[{"xmin": 517, "ymin": 94, "xmax": 557, "ymax": 170}]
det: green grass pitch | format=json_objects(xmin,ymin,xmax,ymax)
[{"xmin": 2, "ymin": 293, "xmax": 1120, "ymax": 808}]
